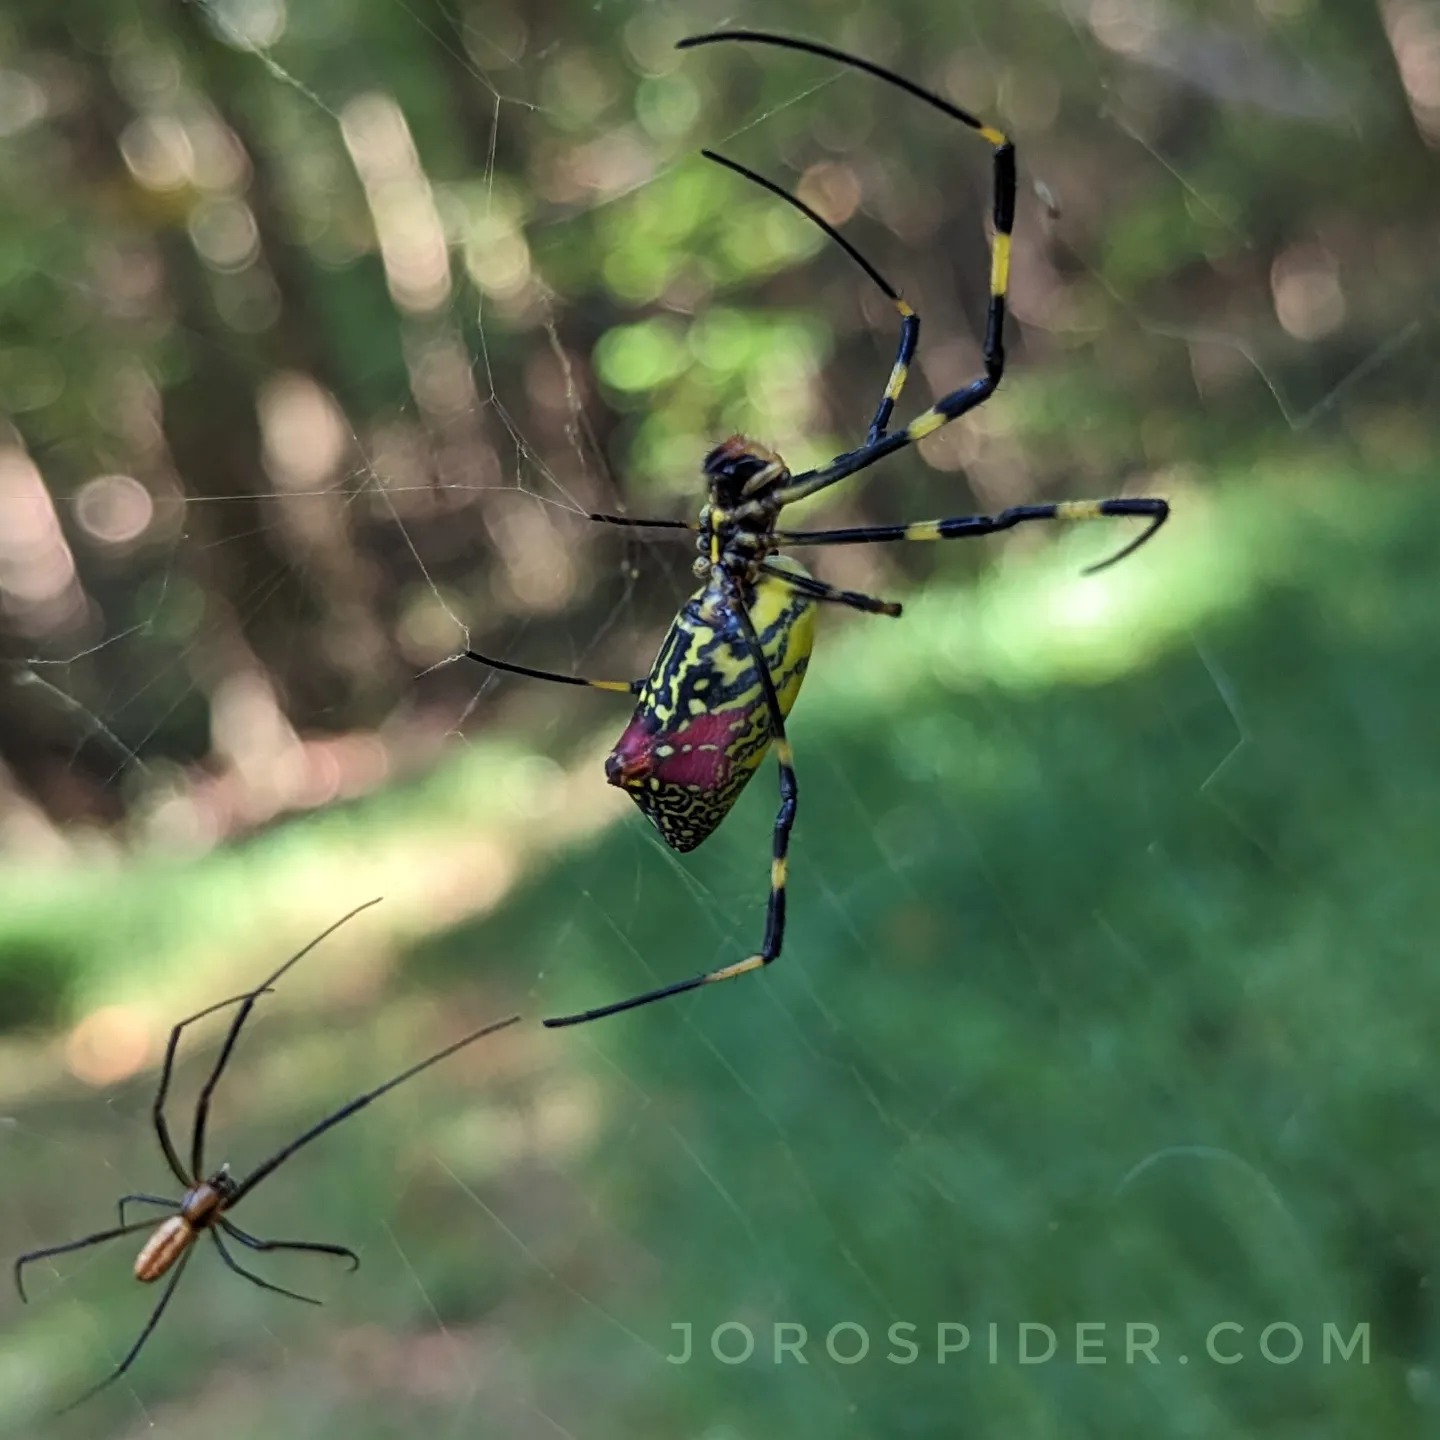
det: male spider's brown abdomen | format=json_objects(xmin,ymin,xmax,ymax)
[
  {"xmin": 606, "ymin": 567, "xmax": 816, "ymax": 852},
  {"xmin": 134, "ymin": 1217, "xmax": 195, "ymax": 1282}
]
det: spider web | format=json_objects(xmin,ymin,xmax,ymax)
[{"xmin": 0, "ymin": 0, "xmax": 1436, "ymax": 1435}]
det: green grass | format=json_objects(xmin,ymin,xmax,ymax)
[{"xmin": 1, "ymin": 448, "xmax": 1436, "ymax": 1437}]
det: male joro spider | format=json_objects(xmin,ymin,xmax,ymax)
[
  {"xmin": 13, "ymin": 899, "xmax": 519, "ymax": 1411},
  {"xmin": 469, "ymin": 30, "xmax": 1169, "ymax": 1029}
]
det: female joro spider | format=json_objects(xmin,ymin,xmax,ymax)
[
  {"xmin": 13, "ymin": 898, "xmax": 519, "ymax": 1411},
  {"xmin": 469, "ymin": 30, "xmax": 1169, "ymax": 1029}
]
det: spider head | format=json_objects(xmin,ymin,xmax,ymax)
[
  {"xmin": 702, "ymin": 435, "xmax": 788, "ymax": 505},
  {"xmin": 205, "ymin": 1164, "xmax": 239, "ymax": 1202},
  {"xmin": 180, "ymin": 1166, "xmax": 236, "ymax": 1226}
]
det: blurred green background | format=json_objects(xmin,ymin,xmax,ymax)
[{"xmin": 1, "ymin": 0, "xmax": 1438, "ymax": 1434}]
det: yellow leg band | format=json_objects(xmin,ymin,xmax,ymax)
[
  {"xmin": 906, "ymin": 410, "xmax": 948, "ymax": 441},
  {"xmin": 705, "ymin": 954, "xmax": 765, "ymax": 985},
  {"xmin": 991, "ymin": 232, "xmax": 1011, "ymax": 297}
]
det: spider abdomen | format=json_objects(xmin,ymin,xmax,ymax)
[
  {"xmin": 134, "ymin": 1217, "xmax": 195, "ymax": 1283},
  {"xmin": 606, "ymin": 561, "xmax": 816, "ymax": 852}
]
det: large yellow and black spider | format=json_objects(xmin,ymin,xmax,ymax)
[{"xmin": 469, "ymin": 30, "xmax": 1169, "ymax": 1029}]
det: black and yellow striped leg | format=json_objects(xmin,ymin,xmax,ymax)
[
  {"xmin": 760, "ymin": 562, "xmax": 903, "ymax": 617},
  {"xmin": 466, "ymin": 650, "xmax": 642, "ymax": 694},
  {"xmin": 866, "ymin": 299, "xmax": 919, "ymax": 443},
  {"xmin": 698, "ymin": 146, "xmax": 919, "ymax": 446},
  {"xmin": 760, "ymin": 133, "xmax": 1014, "ymax": 511},
  {"xmin": 867, "ymin": 95, "xmax": 1013, "ymax": 452},
  {"xmin": 895, "ymin": 131, "xmax": 1014, "ymax": 442},
  {"xmin": 585, "ymin": 513, "xmax": 693, "ymax": 533},
  {"xmin": 684, "ymin": 30, "xmax": 1019, "ymax": 516},
  {"xmin": 776, "ymin": 497, "xmax": 1170, "ymax": 574},
  {"xmin": 542, "ymin": 577, "xmax": 797, "ymax": 1028}
]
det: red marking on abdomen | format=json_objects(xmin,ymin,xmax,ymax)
[
  {"xmin": 650, "ymin": 711, "xmax": 746, "ymax": 789},
  {"xmin": 606, "ymin": 709, "xmax": 749, "ymax": 794}
]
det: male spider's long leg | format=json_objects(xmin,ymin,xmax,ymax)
[
  {"xmin": 465, "ymin": 651, "xmax": 641, "ymax": 693},
  {"xmin": 117, "ymin": 1194, "xmax": 179, "ymax": 1227},
  {"xmin": 700, "ymin": 149, "xmax": 918, "ymax": 444},
  {"xmin": 56, "ymin": 1252, "xmax": 191, "ymax": 1415},
  {"xmin": 759, "ymin": 562, "xmax": 903, "ymax": 618},
  {"xmin": 219, "ymin": 1219, "xmax": 360, "ymax": 1271},
  {"xmin": 14, "ymin": 1220, "xmax": 156, "ymax": 1302},
  {"xmin": 776, "ymin": 497, "xmax": 1170, "ymax": 574},
  {"xmin": 543, "ymin": 576, "xmax": 797, "ymax": 1028},
  {"xmin": 211, "ymin": 1231, "xmax": 321, "ymax": 1305},
  {"xmin": 228, "ymin": 1015, "xmax": 520, "ymax": 1204},
  {"xmin": 188, "ymin": 898, "xmax": 384, "ymax": 1182},
  {"xmin": 680, "ymin": 31, "xmax": 1015, "ymax": 514},
  {"xmin": 152, "ymin": 991, "xmax": 280, "ymax": 1188}
]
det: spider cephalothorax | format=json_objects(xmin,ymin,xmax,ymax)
[
  {"xmin": 695, "ymin": 435, "xmax": 791, "ymax": 580},
  {"xmin": 701, "ymin": 434, "xmax": 788, "ymax": 504}
]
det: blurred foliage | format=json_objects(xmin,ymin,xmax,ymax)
[
  {"xmin": 1, "ymin": 0, "xmax": 1439, "ymax": 1434},
  {"xmin": 1, "ymin": 0, "xmax": 1436, "ymax": 832}
]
